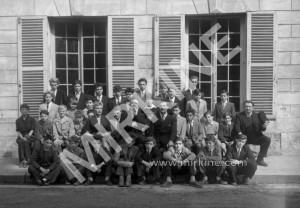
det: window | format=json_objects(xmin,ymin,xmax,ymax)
[
  {"xmin": 188, "ymin": 16, "xmax": 245, "ymax": 112},
  {"xmin": 54, "ymin": 19, "xmax": 107, "ymax": 95}
]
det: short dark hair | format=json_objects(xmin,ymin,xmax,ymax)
[
  {"xmin": 204, "ymin": 135, "xmax": 215, "ymax": 143},
  {"xmin": 85, "ymin": 95, "xmax": 95, "ymax": 102},
  {"xmin": 223, "ymin": 112, "xmax": 232, "ymax": 119},
  {"xmin": 20, "ymin": 103, "xmax": 29, "ymax": 110},
  {"xmin": 125, "ymin": 87, "xmax": 134, "ymax": 94},
  {"xmin": 189, "ymin": 75, "xmax": 199, "ymax": 81},
  {"xmin": 74, "ymin": 110, "xmax": 83, "ymax": 117},
  {"xmin": 193, "ymin": 89, "xmax": 203, "ymax": 96},
  {"xmin": 244, "ymin": 100, "xmax": 254, "ymax": 107},
  {"xmin": 113, "ymin": 85, "xmax": 122, "ymax": 92},
  {"xmin": 145, "ymin": 136, "xmax": 156, "ymax": 145},
  {"xmin": 73, "ymin": 80, "xmax": 82, "ymax": 86},
  {"xmin": 235, "ymin": 134, "xmax": 247, "ymax": 141},
  {"xmin": 186, "ymin": 109, "xmax": 195, "ymax": 115},
  {"xmin": 172, "ymin": 104, "xmax": 181, "ymax": 110},
  {"xmin": 138, "ymin": 78, "xmax": 147, "ymax": 85},
  {"xmin": 220, "ymin": 90, "xmax": 229, "ymax": 96},
  {"xmin": 87, "ymin": 109, "xmax": 94, "ymax": 115},
  {"xmin": 94, "ymin": 82, "xmax": 104, "ymax": 89},
  {"xmin": 44, "ymin": 134, "xmax": 54, "ymax": 141},
  {"xmin": 204, "ymin": 110, "xmax": 213, "ymax": 118},
  {"xmin": 69, "ymin": 97, "xmax": 78, "ymax": 105},
  {"xmin": 174, "ymin": 137, "xmax": 184, "ymax": 143},
  {"xmin": 40, "ymin": 110, "xmax": 49, "ymax": 116}
]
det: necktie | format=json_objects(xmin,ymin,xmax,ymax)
[
  {"xmin": 237, "ymin": 148, "xmax": 241, "ymax": 158},
  {"xmin": 189, "ymin": 122, "xmax": 193, "ymax": 138},
  {"xmin": 222, "ymin": 102, "xmax": 226, "ymax": 109},
  {"xmin": 47, "ymin": 103, "xmax": 49, "ymax": 111}
]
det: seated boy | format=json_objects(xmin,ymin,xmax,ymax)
[
  {"xmin": 202, "ymin": 111, "xmax": 221, "ymax": 148},
  {"xmin": 185, "ymin": 109, "xmax": 204, "ymax": 154},
  {"xmin": 173, "ymin": 105, "xmax": 187, "ymax": 140},
  {"xmin": 73, "ymin": 110, "xmax": 85, "ymax": 136},
  {"xmin": 162, "ymin": 137, "xmax": 202, "ymax": 188},
  {"xmin": 135, "ymin": 137, "xmax": 162, "ymax": 185},
  {"xmin": 61, "ymin": 135, "xmax": 86, "ymax": 186},
  {"xmin": 53, "ymin": 105, "xmax": 75, "ymax": 151},
  {"xmin": 83, "ymin": 96, "xmax": 95, "ymax": 119},
  {"xmin": 66, "ymin": 97, "xmax": 78, "ymax": 121},
  {"xmin": 225, "ymin": 134, "xmax": 257, "ymax": 185},
  {"xmin": 114, "ymin": 136, "xmax": 139, "ymax": 187},
  {"xmin": 218, "ymin": 112, "xmax": 234, "ymax": 154},
  {"xmin": 34, "ymin": 110, "xmax": 53, "ymax": 147},
  {"xmin": 196, "ymin": 135, "xmax": 225, "ymax": 184},
  {"xmin": 28, "ymin": 134, "xmax": 60, "ymax": 186}
]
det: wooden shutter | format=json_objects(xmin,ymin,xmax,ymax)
[
  {"xmin": 108, "ymin": 17, "xmax": 137, "ymax": 97},
  {"xmin": 247, "ymin": 13, "xmax": 275, "ymax": 116},
  {"xmin": 154, "ymin": 16, "xmax": 185, "ymax": 96},
  {"xmin": 18, "ymin": 17, "xmax": 47, "ymax": 118}
]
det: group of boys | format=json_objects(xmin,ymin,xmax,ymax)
[{"xmin": 16, "ymin": 76, "xmax": 271, "ymax": 187}]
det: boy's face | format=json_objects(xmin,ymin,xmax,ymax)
[
  {"xmin": 94, "ymin": 105, "xmax": 103, "ymax": 116},
  {"xmin": 131, "ymin": 100, "xmax": 138, "ymax": 108},
  {"xmin": 74, "ymin": 84, "xmax": 81, "ymax": 93},
  {"xmin": 236, "ymin": 139, "xmax": 247, "ymax": 149},
  {"xmin": 168, "ymin": 89, "xmax": 176, "ymax": 97},
  {"xmin": 161, "ymin": 86, "xmax": 168, "ymax": 94},
  {"xmin": 175, "ymin": 141, "xmax": 183, "ymax": 151},
  {"xmin": 95, "ymin": 86, "xmax": 103, "ymax": 96},
  {"xmin": 87, "ymin": 112, "xmax": 95, "ymax": 119},
  {"xmin": 145, "ymin": 141, "xmax": 154, "ymax": 151},
  {"xmin": 45, "ymin": 94, "xmax": 53, "ymax": 103},
  {"xmin": 146, "ymin": 99, "xmax": 153, "ymax": 107},
  {"xmin": 114, "ymin": 91, "xmax": 122, "ymax": 98},
  {"xmin": 186, "ymin": 112, "xmax": 194, "ymax": 122},
  {"xmin": 206, "ymin": 114, "xmax": 213, "ymax": 123},
  {"xmin": 113, "ymin": 109, "xmax": 121, "ymax": 120},
  {"xmin": 69, "ymin": 141, "xmax": 78, "ymax": 150},
  {"xmin": 59, "ymin": 108, "xmax": 66, "ymax": 118},
  {"xmin": 86, "ymin": 100, "xmax": 94, "ymax": 109},
  {"xmin": 159, "ymin": 103, "xmax": 168, "ymax": 114},
  {"xmin": 138, "ymin": 81, "xmax": 147, "ymax": 91},
  {"xmin": 220, "ymin": 93, "xmax": 228, "ymax": 102},
  {"xmin": 206, "ymin": 140, "xmax": 215, "ymax": 150},
  {"xmin": 190, "ymin": 78, "xmax": 198, "ymax": 89},
  {"xmin": 172, "ymin": 107, "xmax": 180, "ymax": 117},
  {"xmin": 40, "ymin": 113, "xmax": 49, "ymax": 122},
  {"xmin": 20, "ymin": 108, "xmax": 29, "ymax": 116},
  {"xmin": 75, "ymin": 115, "xmax": 83, "ymax": 122},
  {"xmin": 126, "ymin": 92, "xmax": 133, "ymax": 100},
  {"xmin": 50, "ymin": 82, "xmax": 58, "ymax": 91},
  {"xmin": 70, "ymin": 102, "xmax": 78, "ymax": 110},
  {"xmin": 244, "ymin": 103, "xmax": 253, "ymax": 114},
  {"xmin": 225, "ymin": 115, "xmax": 232, "ymax": 124},
  {"xmin": 194, "ymin": 93, "xmax": 202, "ymax": 101},
  {"xmin": 43, "ymin": 139, "xmax": 53, "ymax": 150}
]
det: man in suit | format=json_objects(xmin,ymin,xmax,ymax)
[
  {"xmin": 172, "ymin": 105, "xmax": 186, "ymax": 140},
  {"xmin": 164, "ymin": 86, "xmax": 184, "ymax": 116},
  {"xmin": 81, "ymin": 102, "xmax": 114, "ymax": 185},
  {"xmin": 67, "ymin": 80, "xmax": 88, "ymax": 110},
  {"xmin": 225, "ymin": 134, "xmax": 257, "ymax": 185},
  {"xmin": 94, "ymin": 82, "xmax": 112, "ymax": 116},
  {"xmin": 28, "ymin": 134, "xmax": 60, "ymax": 186},
  {"xmin": 134, "ymin": 78, "xmax": 152, "ymax": 104},
  {"xmin": 182, "ymin": 75, "xmax": 199, "ymax": 113},
  {"xmin": 213, "ymin": 90, "xmax": 236, "ymax": 123},
  {"xmin": 49, "ymin": 78, "xmax": 67, "ymax": 106},
  {"xmin": 234, "ymin": 100, "xmax": 271, "ymax": 167},
  {"xmin": 110, "ymin": 85, "xmax": 127, "ymax": 108},
  {"xmin": 154, "ymin": 102, "xmax": 177, "ymax": 151}
]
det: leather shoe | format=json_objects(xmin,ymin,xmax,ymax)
[
  {"xmin": 36, "ymin": 179, "xmax": 43, "ymax": 186},
  {"xmin": 257, "ymin": 159, "xmax": 268, "ymax": 167},
  {"xmin": 231, "ymin": 182, "xmax": 237, "ymax": 186},
  {"xmin": 243, "ymin": 177, "xmax": 249, "ymax": 185},
  {"xmin": 83, "ymin": 179, "xmax": 93, "ymax": 186},
  {"xmin": 106, "ymin": 179, "xmax": 113, "ymax": 186},
  {"xmin": 161, "ymin": 181, "xmax": 173, "ymax": 187},
  {"xmin": 189, "ymin": 181, "xmax": 203, "ymax": 188}
]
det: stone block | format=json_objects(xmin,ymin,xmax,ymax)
[
  {"xmin": 0, "ymin": 97, "xmax": 19, "ymax": 110},
  {"xmin": 0, "ymin": 84, "xmax": 18, "ymax": 97},
  {"xmin": 0, "ymin": 31, "xmax": 17, "ymax": 44},
  {"xmin": 292, "ymin": 0, "xmax": 300, "ymax": 10},
  {"xmin": 0, "ymin": 17, "xmax": 17, "ymax": 30},
  {"xmin": 278, "ymin": 38, "xmax": 300, "ymax": 52},
  {"xmin": 0, "ymin": 57, "xmax": 17, "ymax": 70},
  {"xmin": 281, "ymin": 132, "xmax": 300, "ymax": 155},
  {"xmin": 277, "ymin": 79, "xmax": 290, "ymax": 91},
  {"xmin": 0, "ymin": 136, "xmax": 18, "ymax": 158},
  {"xmin": 0, "ymin": 0, "xmax": 35, "ymax": 16},
  {"xmin": 260, "ymin": 0, "xmax": 291, "ymax": 11},
  {"xmin": 138, "ymin": 55, "xmax": 153, "ymax": 69},
  {"xmin": 35, "ymin": 0, "xmax": 59, "ymax": 16},
  {"xmin": 0, "ymin": 44, "xmax": 17, "ymax": 57},
  {"xmin": 275, "ymin": 118, "xmax": 300, "ymax": 132},
  {"xmin": 84, "ymin": 0, "xmax": 120, "ymax": 16},
  {"xmin": 277, "ymin": 65, "xmax": 300, "ymax": 78},
  {"xmin": 277, "ymin": 92, "xmax": 300, "ymax": 105},
  {"xmin": 291, "ymin": 52, "xmax": 300, "ymax": 64},
  {"xmin": 276, "ymin": 105, "xmax": 291, "ymax": 118},
  {"xmin": 138, "ymin": 29, "xmax": 153, "ymax": 42},
  {"xmin": 291, "ymin": 79, "xmax": 300, "ymax": 91},
  {"xmin": 292, "ymin": 25, "xmax": 300, "ymax": 37},
  {"xmin": 277, "ymin": 52, "xmax": 291, "ymax": 65},
  {"xmin": 266, "ymin": 133, "xmax": 282, "ymax": 156},
  {"xmin": 0, "ymin": 110, "xmax": 18, "ymax": 119},
  {"xmin": 291, "ymin": 105, "xmax": 300, "ymax": 117},
  {"xmin": 139, "ymin": 42, "xmax": 153, "ymax": 55},
  {"xmin": 120, "ymin": 0, "xmax": 147, "ymax": 15},
  {"xmin": 0, "ymin": 70, "xmax": 18, "ymax": 83},
  {"xmin": 0, "ymin": 122, "xmax": 18, "ymax": 137},
  {"xmin": 137, "ymin": 16, "xmax": 154, "ymax": 29},
  {"xmin": 278, "ymin": 11, "xmax": 300, "ymax": 25},
  {"xmin": 242, "ymin": 0, "xmax": 259, "ymax": 11},
  {"xmin": 278, "ymin": 25, "xmax": 291, "ymax": 38}
]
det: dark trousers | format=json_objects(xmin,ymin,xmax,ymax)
[
  {"xmin": 165, "ymin": 163, "xmax": 196, "ymax": 178},
  {"xmin": 116, "ymin": 166, "xmax": 133, "ymax": 176},
  {"xmin": 60, "ymin": 163, "xmax": 86, "ymax": 181},
  {"xmin": 137, "ymin": 163, "xmax": 160, "ymax": 179},
  {"xmin": 16, "ymin": 137, "xmax": 32, "ymax": 163},
  {"xmin": 199, "ymin": 160, "xmax": 225, "ymax": 177},
  {"xmin": 28, "ymin": 165, "xmax": 60, "ymax": 183},
  {"xmin": 85, "ymin": 161, "xmax": 112, "ymax": 178},
  {"xmin": 248, "ymin": 135, "xmax": 271, "ymax": 158},
  {"xmin": 226, "ymin": 161, "xmax": 257, "ymax": 182}
]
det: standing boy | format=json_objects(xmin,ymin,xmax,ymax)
[
  {"xmin": 172, "ymin": 105, "xmax": 187, "ymax": 140},
  {"xmin": 213, "ymin": 90, "xmax": 236, "ymax": 123}
]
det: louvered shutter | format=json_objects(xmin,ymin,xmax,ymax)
[
  {"xmin": 108, "ymin": 17, "xmax": 137, "ymax": 97},
  {"xmin": 18, "ymin": 17, "xmax": 47, "ymax": 118},
  {"xmin": 247, "ymin": 13, "xmax": 275, "ymax": 116},
  {"xmin": 154, "ymin": 16, "xmax": 185, "ymax": 96}
]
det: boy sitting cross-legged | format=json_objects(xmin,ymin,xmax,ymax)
[
  {"xmin": 114, "ymin": 135, "xmax": 139, "ymax": 187},
  {"xmin": 161, "ymin": 137, "xmax": 202, "ymax": 188},
  {"xmin": 135, "ymin": 137, "xmax": 162, "ymax": 185}
]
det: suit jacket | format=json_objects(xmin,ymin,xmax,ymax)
[
  {"xmin": 133, "ymin": 89, "xmax": 153, "ymax": 103},
  {"xmin": 186, "ymin": 99, "xmax": 207, "ymax": 121},
  {"xmin": 53, "ymin": 88, "xmax": 67, "ymax": 106},
  {"xmin": 30, "ymin": 145, "xmax": 59, "ymax": 170},
  {"xmin": 53, "ymin": 116, "xmax": 75, "ymax": 140},
  {"xmin": 154, "ymin": 114, "xmax": 177, "ymax": 144},
  {"xmin": 234, "ymin": 112, "xmax": 266, "ymax": 141},
  {"xmin": 114, "ymin": 144, "xmax": 139, "ymax": 162},
  {"xmin": 176, "ymin": 115, "xmax": 187, "ymax": 139},
  {"xmin": 163, "ymin": 146, "xmax": 196, "ymax": 162},
  {"xmin": 38, "ymin": 102, "xmax": 59, "ymax": 121},
  {"xmin": 182, "ymin": 89, "xmax": 194, "ymax": 113},
  {"xmin": 218, "ymin": 122, "xmax": 234, "ymax": 143},
  {"xmin": 226, "ymin": 144, "xmax": 256, "ymax": 163},
  {"xmin": 82, "ymin": 115, "xmax": 112, "ymax": 140},
  {"xmin": 135, "ymin": 146, "xmax": 162, "ymax": 164},
  {"xmin": 67, "ymin": 92, "xmax": 88, "ymax": 110},
  {"xmin": 95, "ymin": 95, "xmax": 112, "ymax": 116},
  {"xmin": 163, "ymin": 96, "xmax": 184, "ymax": 116},
  {"xmin": 186, "ymin": 118, "xmax": 204, "ymax": 143},
  {"xmin": 213, "ymin": 101, "xmax": 236, "ymax": 123},
  {"xmin": 110, "ymin": 96, "xmax": 127, "ymax": 108},
  {"xmin": 34, "ymin": 119, "xmax": 53, "ymax": 141}
]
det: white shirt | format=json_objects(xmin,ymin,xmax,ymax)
[
  {"xmin": 96, "ymin": 116, "xmax": 101, "ymax": 124},
  {"xmin": 75, "ymin": 92, "xmax": 81, "ymax": 100},
  {"xmin": 161, "ymin": 113, "xmax": 167, "ymax": 120},
  {"xmin": 97, "ymin": 95, "xmax": 102, "ymax": 102}
]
